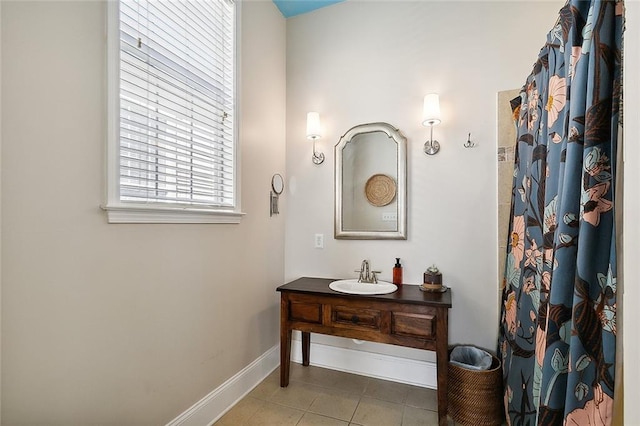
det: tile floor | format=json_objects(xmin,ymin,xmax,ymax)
[{"xmin": 214, "ymin": 363, "xmax": 456, "ymax": 426}]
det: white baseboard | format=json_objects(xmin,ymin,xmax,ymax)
[
  {"xmin": 165, "ymin": 345, "xmax": 280, "ymax": 426},
  {"xmin": 166, "ymin": 340, "xmax": 437, "ymax": 426},
  {"xmin": 291, "ymin": 339, "xmax": 437, "ymax": 389}
]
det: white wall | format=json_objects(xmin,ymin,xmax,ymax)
[
  {"xmin": 623, "ymin": 2, "xmax": 639, "ymax": 422},
  {"xmin": 284, "ymin": 0, "xmax": 561, "ymax": 358},
  {"xmin": 0, "ymin": 1, "xmax": 285, "ymax": 424}
]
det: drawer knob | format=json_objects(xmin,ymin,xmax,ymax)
[{"xmin": 351, "ymin": 315, "xmax": 360, "ymax": 324}]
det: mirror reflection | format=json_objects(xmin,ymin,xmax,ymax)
[
  {"xmin": 335, "ymin": 123, "xmax": 407, "ymax": 240},
  {"xmin": 342, "ymin": 132, "xmax": 397, "ymax": 231}
]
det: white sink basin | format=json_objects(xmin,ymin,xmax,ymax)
[{"xmin": 329, "ymin": 279, "xmax": 397, "ymax": 295}]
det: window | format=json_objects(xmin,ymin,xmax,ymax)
[{"xmin": 105, "ymin": 0, "xmax": 241, "ymax": 223}]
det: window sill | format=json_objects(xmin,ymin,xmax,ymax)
[{"xmin": 101, "ymin": 203, "xmax": 245, "ymax": 224}]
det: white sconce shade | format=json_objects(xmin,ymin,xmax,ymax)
[
  {"xmin": 422, "ymin": 94, "xmax": 441, "ymax": 126},
  {"xmin": 306, "ymin": 112, "xmax": 321, "ymax": 140}
]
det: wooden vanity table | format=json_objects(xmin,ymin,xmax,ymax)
[{"xmin": 277, "ymin": 277, "xmax": 452, "ymax": 426}]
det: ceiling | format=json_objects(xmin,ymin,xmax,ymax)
[{"xmin": 272, "ymin": 0, "xmax": 345, "ymax": 18}]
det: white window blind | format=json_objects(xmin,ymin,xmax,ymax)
[{"xmin": 116, "ymin": 0, "xmax": 236, "ymax": 212}]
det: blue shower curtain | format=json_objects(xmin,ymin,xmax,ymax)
[{"xmin": 499, "ymin": 1, "xmax": 623, "ymax": 425}]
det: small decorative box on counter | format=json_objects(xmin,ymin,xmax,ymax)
[{"xmin": 422, "ymin": 265, "xmax": 444, "ymax": 292}]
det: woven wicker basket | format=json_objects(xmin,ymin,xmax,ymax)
[
  {"xmin": 364, "ymin": 174, "xmax": 396, "ymax": 206},
  {"xmin": 447, "ymin": 347, "xmax": 504, "ymax": 426}
]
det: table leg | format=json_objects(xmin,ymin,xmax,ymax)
[
  {"xmin": 302, "ymin": 332, "xmax": 311, "ymax": 366},
  {"xmin": 435, "ymin": 308, "xmax": 449, "ymax": 426},
  {"xmin": 280, "ymin": 297, "xmax": 292, "ymax": 387}
]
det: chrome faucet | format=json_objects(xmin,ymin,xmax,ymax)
[{"xmin": 356, "ymin": 259, "xmax": 381, "ymax": 283}]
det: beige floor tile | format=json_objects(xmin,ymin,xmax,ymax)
[
  {"xmin": 352, "ymin": 396, "xmax": 404, "ymax": 426},
  {"xmin": 244, "ymin": 401, "xmax": 305, "ymax": 426},
  {"xmin": 404, "ymin": 386, "xmax": 438, "ymax": 411},
  {"xmin": 268, "ymin": 381, "xmax": 325, "ymax": 410},
  {"xmin": 290, "ymin": 363, "xmax": 330, "ymax": 384},
  {"xmin": 308, "ymin": 387, "xmax": 360, "ymax": 421},
  {"xmin": 220, "ymin": 365, "xmax": 461, "ymax": 426},
  {"xmin": 364, "ymin": 377, "xmax": 411, "ymax": 404},
  {"xmin": 401, "ymin": 405, "xmax": 440, "ymax": 426},
  {"xmin": 247, "ymin": 372, "xmax": 280, "ymax": 401},
  {"xmin": 214, "ymin": 396, "xmax": 264, "ymax": 425},
  {"xmin": 292, "ymin": 363, "xmax": 368, "ymax": 394},
  {"xmin": 316, "ymin": 368, "xmax": 370, "ymax": 394},
  {"xmin": 298, "ymin": 411, "xmax": 350, "ymax": 426}
]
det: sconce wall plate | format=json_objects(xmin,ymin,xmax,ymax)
[
  {"xmin": 424, "ymin": 139, "xmax": 440, "ymax": 155},
  {"xmin": 312, "ymin": 147, "xmax": 325, "ymax": 164}
]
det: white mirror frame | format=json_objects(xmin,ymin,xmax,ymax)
[{"xmin": 334, "ymin": 122, "xmax": 407, "ymax": 240}]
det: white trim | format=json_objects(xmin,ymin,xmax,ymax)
[
  {"xmin": 165, "ymin": 345, "xmax": 279, "ymax": 426},
  {"xmin": 291, "ymin": 339, "xmax": 438, "ymax": 389},
  {"xmin": 101, "ymin": 203, "xmax": 245, "ymax": 224}
]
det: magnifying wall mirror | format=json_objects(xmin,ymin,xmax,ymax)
[
  {"xmin": 270, "ymin": 174, "xmax": 284, "ymax": 216},
  {"xmin": 335, "ymin": 122, "xmax": 407, "ymax": 239}
]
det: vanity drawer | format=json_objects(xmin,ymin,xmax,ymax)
[
  {"xmin": 289, "ymin": 301, "xmax": 323, "ymax": 324},
  {"xmin": 331, "ymin": 305, "xmax": 381, "ymax": 330},
  {"xmin": 391, "ymin": 311, "xmax": 435, "ymax": 339}
]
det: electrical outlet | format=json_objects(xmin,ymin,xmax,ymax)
[
  {"xmin": 382, "ymin": 212, "xmax": 397, "ymax": 221},
  {"xmin": 314, "ymin": 234, "xmax": 324, "ymax": 249}
]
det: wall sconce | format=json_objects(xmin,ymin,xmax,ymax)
[
  {"xmin": 422, "ymin": 94, "xmax": 441, "ymax": 155},
  {"xmin": 306, "ymin": 112, "xmax": 325, "ymax": 165}
]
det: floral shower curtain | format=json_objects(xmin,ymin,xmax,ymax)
[{"xmin": 499, "ymin": 1, "xmax": 623, "ymax": 425}]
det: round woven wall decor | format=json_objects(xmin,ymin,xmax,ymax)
[{"xmin": 364, "ymin": 174, "xmax": 396, "ymax": 207}]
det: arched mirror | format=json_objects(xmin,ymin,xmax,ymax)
[{"xmin": 335, "ymin": 122, "xmax": 407, "ymax": 239}]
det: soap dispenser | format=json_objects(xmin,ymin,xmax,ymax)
[{"xmin": 393, "ymin": 258, "xmax": 403, "ymax": 286}]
